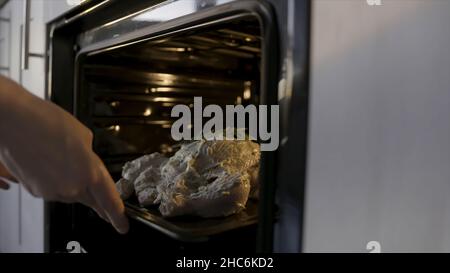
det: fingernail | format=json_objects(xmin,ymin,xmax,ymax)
[
  {"xmin": 116, "ymin": 220, "xmax": 129, "ymax": 235},
  {"xmin": 118, "ymin": 224, "xmax": 129, "ymax": 234}
]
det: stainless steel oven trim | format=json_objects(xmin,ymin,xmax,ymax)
[
  {"xmin": 273, "ymin": 0, "xmax": 311, "ymax": 253},
  {"xmin": 75, "ymin": 0, "xmax": 179, "ymax": 39},
  {"xmin": 63, "ymin": 0, "xmax": 112, "ymax": 25},
  {"xmin": 79, "ymin": 13, "xmax": 252, "ymax": 57}
]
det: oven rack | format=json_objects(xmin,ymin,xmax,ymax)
[{"xmin": 124, "ymin": 199, "xmax": 259, "ymax": 242}]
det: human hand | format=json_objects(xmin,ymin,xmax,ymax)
[{"xmin": 0, "ymin": 76, "xmax": 129, "ymax": 234}]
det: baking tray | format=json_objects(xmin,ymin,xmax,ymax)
[{"xmin": 124, "ymin": 198, "xmax": 259, "ymax": 242}]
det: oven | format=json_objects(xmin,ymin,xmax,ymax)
[{"xmin": 45, "ymin": 0, "xmax": 310, "ymax": 253}]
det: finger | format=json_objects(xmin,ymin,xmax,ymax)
[
  {"xmin": 0, "ymin": 178, "xmax": 10, "ymax": 190},
  {"xmin": 90, "ymin": 160, "xmax": 129, "ymax": 234},
  {"xmin": 79, "ymin": 191, "xmax": 110, "ymax": 223}
]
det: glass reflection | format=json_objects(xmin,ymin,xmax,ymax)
[{"xmin": 77, "ymin": 0, "xmax": 234, "ymax": 47}]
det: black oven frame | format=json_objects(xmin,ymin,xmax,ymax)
[{"xmin": 45, "ymin": 0, "xmax": 311, "ymax": 253}]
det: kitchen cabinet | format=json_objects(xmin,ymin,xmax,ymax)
[
  {"xmin": 0, "ymin": 2, "xmax": 10, "ymax": 78},
  {"xmin": 0, "ymin": 0, "xmax": 74, "ymax": 253},
  {"xmin": 0, "ymin": 0, "xmax": 23, "ymax": 254}
]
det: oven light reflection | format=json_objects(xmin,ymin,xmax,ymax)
[
  {"xmin": 160, "ymin": 143, "xmax": 173, "ymax": 153},
  {"xmin": 108, "ymin": 125, "xmax": 121, "ymax": 132},
  {"xmin": 158, "ymin": 73, "xmax": 176, "ymax": 85},
  {"xmin": 146, "ymin": 87, "xmax": 174, "ymax": 93},
  {"xmin": 110, "ymin": 101, "xmax": 120, "ymax": 107},
  {"xmin": 143, "ymin": 108, "xmax": 152, "ymax": 116},
  {"xmin": 162, "ymin": 102, "xmax": 176, "ymax": 107},
  {"xmin": 154, "ymin": 97, "xmax": 173, "ymax": 102},
  {"xmin": 243, "ymin": 81, "xmax": 252, "ymax": 100},
  {"xmin": 158, "ymin": 47, "xmax": 188, "ymax": 52}
]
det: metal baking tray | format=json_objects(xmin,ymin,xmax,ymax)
[{"xmin": 124, "ymin": 198, "xmax": 259, "ymax": 242}]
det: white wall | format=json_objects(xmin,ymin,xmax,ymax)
[{"xmin": 305, "ymin": 0, "xmax": 450, "ymax": 252}]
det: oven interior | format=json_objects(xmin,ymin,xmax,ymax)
[{"xmin": 72, "ymin": 15, "xmax": 267, "ymax": 252}]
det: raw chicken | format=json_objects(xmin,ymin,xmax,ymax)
[
  {"xmin": 158, "ymin": 140, "xmax": 259, "ymax": 217},
  {"xmin": 120, "ymin": 153, "xmax": 168, "ymax": 206},
  {"xmin": 116, "ymin": 178, "xmax": 134, "ymax": 200},
  {"xmin": 116, "ymin": 140, "xmax": 260, "ymax": 218}
]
